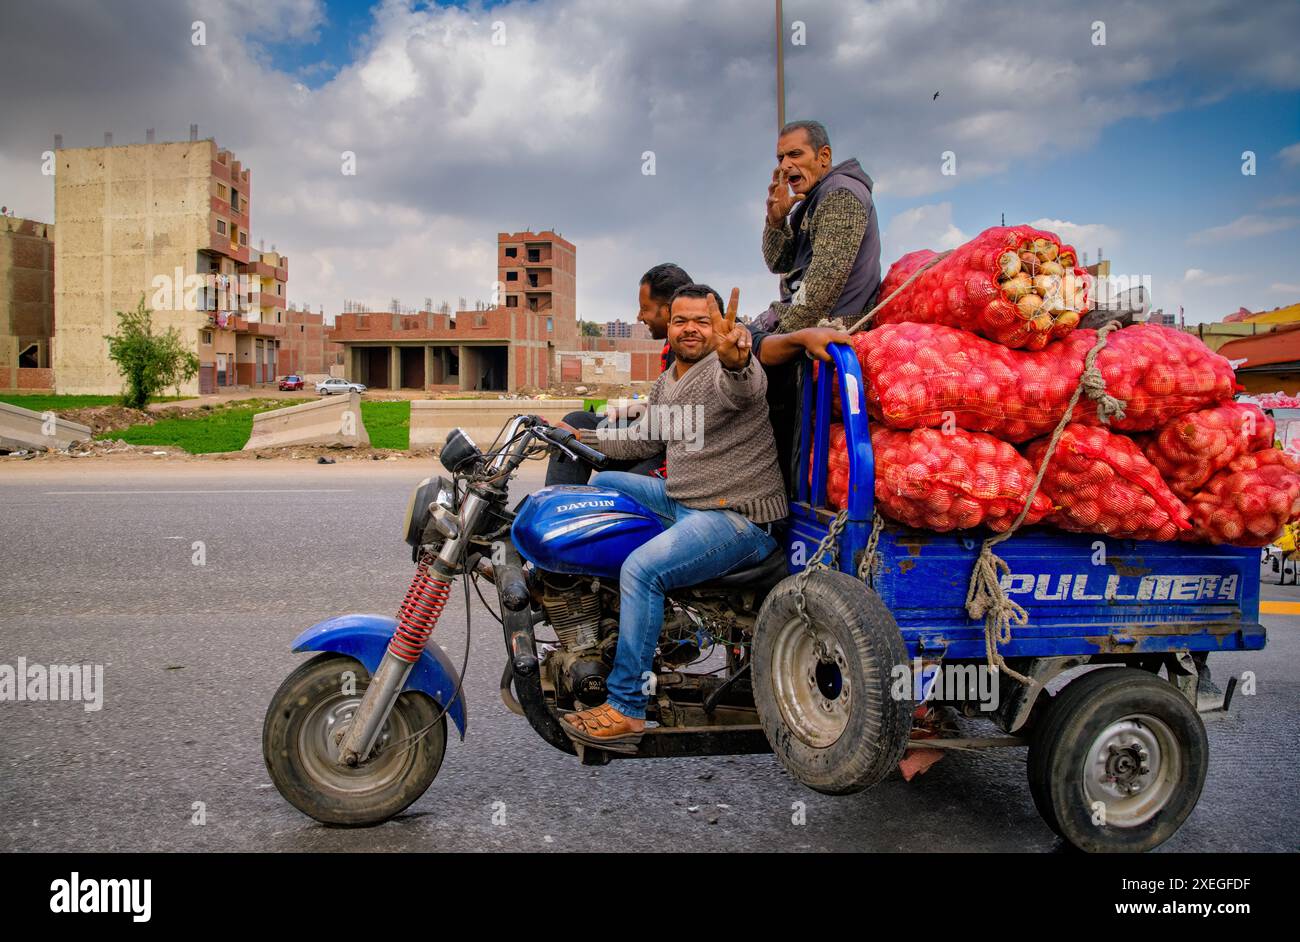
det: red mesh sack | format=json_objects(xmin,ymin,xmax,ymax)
[
  {"xmin": 1089, "ymin": 324, "xmax": 1239, "ymax": 431},
  {"xmin": 874, "ymin": 225, "xmax": 1090, "ymax": 350},
  {"xmin": 1141, "ymin": 403, "xmax": 1275, "ymax": 499},
  {"xmin": 848, "ymin": 322, "xmax": 1236, "ymax": 437},
  {"xmin": 878, "ymin": 249, "xmax": 939, "ymax": 301},
  {"xmin": 826, "ymin": 424, "xmax": 1051, "ymax": 532},
  {"xmin": 857, "ymin": 322, "xmax": 1093, "ymax": 441},
  {"xmin": 1185, "ymin": 448, "xmax": 1300, "ymax": 547},
  {"xmin": 1022, "ymin": 424, "xmax": 1191, "ymax": 541}
]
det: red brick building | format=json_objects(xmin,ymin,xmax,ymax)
[{"xmin": 331, "ymin": 230, "xmax": 577, "ymax": 392}]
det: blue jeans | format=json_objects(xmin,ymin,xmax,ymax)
[{"xmin": 592, "ymin": 471, "xmax": 779, "ymax": 720}]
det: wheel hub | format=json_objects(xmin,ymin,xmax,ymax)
[
  {"xmin": 299, "ymin": 693, "xmax": 409, "ymax": 794},
  {"xmin": 1085, "ymin": 715, "xmax": 1179, "ymax": 825},
  {"xmin": 772, "ymin": 618, "xmax": 851, "ymax": 748}
]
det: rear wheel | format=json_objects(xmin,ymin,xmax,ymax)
[
  {"xmin": 263, "ymin": 652, "xmax": 447, "ymax": 826},
  {"xmin": 752, "ymin": 571, "xmax": 912, "ymax": 794},
  {"xmin": 1027, "ymin": 667, "xmax": 1207, "ymax": 852}
]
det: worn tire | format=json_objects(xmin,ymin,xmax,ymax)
[
  {"xmin": 263, "ymin": 652, "xmax": 447, "ymax": 826},
  {"xmin": 1027, "ymin": 667, "xmax": 1207, "ymax": 853},
  {"xmin": 752, "ymin": 571, "xmax": 912, "ymax": 795}
]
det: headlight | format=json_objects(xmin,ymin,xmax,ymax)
[
  {"xmin": 439, "ymin": 427, "xmax": 482, "ymax": 474},
  {"xmin": 402, "ymin": 475, "xmax": 456, "ymax": 549}
]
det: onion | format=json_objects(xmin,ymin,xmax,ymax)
[
  {"xmin": 1040, "ymin": 260, "xmax": 1064, "ymax": 277},
  {"xmin": 1001, "ymin": 272, "xmax": 1034, "ymax": 301},
  {"xmin": 998, "ymin": 251, "xmax": 1021, "ymax": 279},
  {"xmin": 1017, "ymin": 293, "xmax": 1044, "ymax": 318},
  {"xmin": 1058, "ymin": 251, "xmax": 1076, "ymax": 268},
  {"xmin": 1030, "ymin": 312, "xmax": 1054, "ymax": 333},
  {"xmin": 1035, "ymin": 240, "xmax": 1060, "ymax": 263},
  {"xmin": 1055, "ymin": 311, "xmax": 1081, "ymax": 330},
  {"xmin": 1033, "ymin": 274, "xmax": 1062, "ymax": 296},
  {"xmin": 1019, "ymin": 252, "xmax": 1039, "ymax": 276}
]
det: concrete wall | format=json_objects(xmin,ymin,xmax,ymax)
[
  {"xmin": 0, "ymin": 400, "xmax": 92, "ymax": 451},
  {"xmin": 243, "ymin": 391, "xmax": 369, "ymax": 450},
  {"xmin": 409, "ymin": 399, "xmax": 584, "ymax": 451}
]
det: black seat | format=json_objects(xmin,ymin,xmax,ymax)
[{"xmin": 692, "ymin": 548, "xmax": 789, "ymax": 591}]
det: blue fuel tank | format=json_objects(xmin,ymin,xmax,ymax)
[{"xmin": 512, "ymin": 485, "xmax": 665, "ymax": 579}]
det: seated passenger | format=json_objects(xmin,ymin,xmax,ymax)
[
  {"xmin": 544, "ymin": 263, "xmax": 693, "ymax": 487},
  {"xmin": 560, "ymin": 285, "xmax": 787, "ymax": 751}
]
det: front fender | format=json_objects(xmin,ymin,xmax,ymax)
[{"xmin": 291, "ymin": 614, "xmax": 467, "ymax": 739}]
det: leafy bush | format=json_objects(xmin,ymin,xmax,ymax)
[{"xmin": 104, "ymin": 295, "xmax": 200, "ymax": 409}]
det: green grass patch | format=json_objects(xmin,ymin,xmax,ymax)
[
  {"xmin": 360, "ymin": 401, "xmax": 409, "ymax": 450},
  {"xmin": 0, "ymin": 394, "xmax": 190, "ymax": 412},
  {"xmin": 101, "ymin": 404, "xmax": 276, "ymax": 454},
  {"xmin": 582, "ymin": 398, "xmax": 607, "ymax": 414},
  {"xmin": 98, "ymin": 397, "xmax": 411, "ymax": 453}
]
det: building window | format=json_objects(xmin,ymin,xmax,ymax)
[
  {"xmin": 230, "ymin": 191, "xmax": 239, "ymax": 212},
  {"xmin": 217, "ymin": 183, "xmax": 228, "ymax": 201},
  {"xmin": 527, "ymin": 249, "xmax": 540, "ymax": 263},
  {"xmin": 505, "ymin": 247, "xmax": 517, "ymax": 258},
  {"xmin": 239, "ymin": 231, "xmax": 247, "ymax": 245},
  {"xmin": 216, "ymin": 219, "xmax": 227, "ymax": 235},
  {"xmin": 547, "ymin": 317, "xmax": 553, "ymax": 332},
  {"xmin": 506, "ymin": 295, "xmax": 518, "ymax": 308},
  {"xmin": 506, "ymin": 271, "xmax": 518, "ymax": 281},
  {"xmin": 201, "ymin": 330, "xmax": 213, "ymax": 345}
]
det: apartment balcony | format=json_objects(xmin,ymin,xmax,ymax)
[{"xmin": 208, "ymin": 233, "xmax": 250, "ymax": 263}]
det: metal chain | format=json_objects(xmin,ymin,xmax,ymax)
[
  {"xmin": 793, "ymin": 509, "xmax": 849, "ymax": 663},
  {"xmin": 857, "ymin": 511, "xmax": 884, "ymax": 587}
]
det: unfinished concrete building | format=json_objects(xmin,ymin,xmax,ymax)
[
  {"xmin": 52, "ymin": 137, "xmax": 292, "ymax": 394},
  {"xmin": 331, "ymin": 230, "xmax": 577, "ymax": 392},
  {"xmin": 0, "ymin": 215, "xmax": 56, "ymax": 391}
]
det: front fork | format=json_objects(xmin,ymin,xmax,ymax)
[{"xmin": 335, "ymin": 491, "xmax": 489, "ymax": 767}]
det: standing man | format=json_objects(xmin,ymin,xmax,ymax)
[
  {"xmin": 759, "ymin": 120, "xmax": 881, "ymax": 333},
  {"xmin": 753, "ymin": 120, "xmax": 878, "ymax": 489},
  {"xmin": 544, "ymin": 263, "xmax": 693, "ymax": 486}
]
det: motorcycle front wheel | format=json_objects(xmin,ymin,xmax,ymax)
[{"xmin": 263, "ymin": 652, "xmax": 447, "ymax": 826}]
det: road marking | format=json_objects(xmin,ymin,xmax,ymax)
[
  {"xmin": 43, "ymin": 489, "xmax": 355, "ymax": 495},
  {"xmin": 1260, "ymin": 600, "xmax": 1300, "ymax": 615}
]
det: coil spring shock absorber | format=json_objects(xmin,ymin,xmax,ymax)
[{"xmin": 389, "ymin": 554, "xmax": 453, "ymax": 662}]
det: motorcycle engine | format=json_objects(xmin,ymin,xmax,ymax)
[
  {"xmin": 541, "ymin": 573, "xmax": 603, "ymax": 650},
  {"xmin": 540, "ymin": 574, "xmax": 615, "ymax": 706}
]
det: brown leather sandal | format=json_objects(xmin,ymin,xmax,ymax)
[{"xmin": 562, "ymin": 703, "xmax": 644, "ymax": 754}]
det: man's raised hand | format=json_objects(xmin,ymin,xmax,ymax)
[
  {"xmin": 710, "ymin": 288, "xmax": 751, "ymax": 370},
  {"xmin": 766, "ymin": 167, "xmax": 802, "ymax": 228}
]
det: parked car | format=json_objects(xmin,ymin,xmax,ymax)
[
  {"xmin": 316, "ymin": 377, "xmax": 366, "ymax": 396},
  {"xmin": 278, "ymin": 375, "xmax": 305, "ymax": 391}
]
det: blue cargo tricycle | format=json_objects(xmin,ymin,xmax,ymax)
[{"xmin": 263, "ymin": 342, "xmax": 1264, "ymax": 853}]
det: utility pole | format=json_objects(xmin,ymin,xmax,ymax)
[{"xmin": 775, "ymin": 0, "xmax": 785, "ymax": 131}]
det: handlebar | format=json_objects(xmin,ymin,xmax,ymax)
[{"xmin": 536, "ymin": 423, "xmax": 609, "ymax": 470}]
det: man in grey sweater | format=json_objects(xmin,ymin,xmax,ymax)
[{"xmin": 559, "ymin": 284, "xmax": 786, "ymax": 751}]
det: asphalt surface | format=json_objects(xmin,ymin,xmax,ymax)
[{"xmin": 1, "ymin": 458, "xmax": 1296, "ymax": 852}]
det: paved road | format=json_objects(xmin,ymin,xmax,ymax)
[{"xmin": 1, "ymin": 459, "xmax": 1296, "ymax": 852}]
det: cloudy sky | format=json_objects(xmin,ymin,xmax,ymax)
[{"xmin": 1, "ymin": 0, "xmax": 1297, "ymax": 324}]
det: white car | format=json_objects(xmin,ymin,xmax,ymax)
[{"xmin": 316, "ymin": 378, "xmax": 367, "ymax": 395}]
